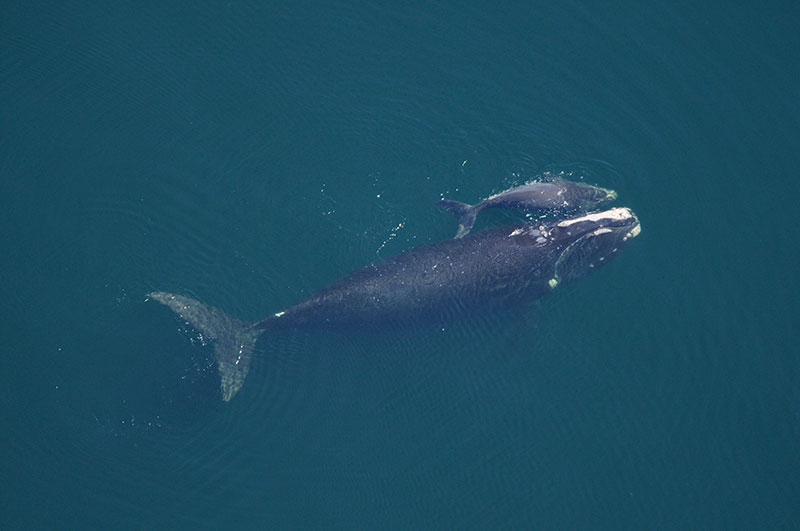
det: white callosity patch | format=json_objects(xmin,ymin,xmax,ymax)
[
  {"xmin": 509, "ymin": 226, "xmax": 544, "ymax": 239},
  {"xmin": 548, "ymin": 278, "xmax": 559, "ymax": 289},
  {"xmin": 624, "ymin": 224, "xmax": 642, "ymax": 241},
  {"xmin": 557, "ymin": 207, "xmax": 634, "ymax": 227}
]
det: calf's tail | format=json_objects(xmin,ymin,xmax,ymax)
[{"xmin": 437, "ymin": 199, "xmax": 478, "ymax": 238}]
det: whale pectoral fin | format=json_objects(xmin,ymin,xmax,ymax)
[{"xmin": 149, "ymin": 292, "xmax": 262, "ymax": 401}]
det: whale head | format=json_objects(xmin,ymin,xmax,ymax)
[
  {"xmin": 547, "ymin": 207, "xmax": 640, "ymax": 283},
  {"xmin": 558, "ymin": 179, "xmax": 618, "ymax": 210}
]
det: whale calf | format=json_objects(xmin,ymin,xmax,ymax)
[
  {"xmin": 150, "ymin": 207, "xmax": 640, "ymax": 401},
  {"xmin": 438, "ymin": 178, "xmax": 617, "ymax": 238}
]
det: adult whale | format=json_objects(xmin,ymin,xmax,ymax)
[
  {"xmin": 150, "ymin": 207, "xmax": 641, "ymax": 401},
  {"xmin": 439, "ymin": 178, "xmax": 617, "ymax": 238}
]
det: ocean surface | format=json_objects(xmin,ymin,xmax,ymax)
[{"xmin": 2, "ymin": 2, "xmax": 799, "ymax": 528}]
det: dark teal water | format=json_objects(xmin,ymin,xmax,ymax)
[{"xmin": 2, "ymin": 2, "xmax": 799, "ymax": 528}]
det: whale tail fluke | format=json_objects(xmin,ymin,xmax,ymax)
[
  {"xmin": 437, "ymin": 199, "xmax": 478, "ymax": 238},
  {"xmin": 149, "ymin": 292, "xmax": 262, "ymax": 401}
]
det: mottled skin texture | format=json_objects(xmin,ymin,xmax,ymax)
[{"xmin": 255, "ymin": 224, "xmax": 559, "ymax": 331}]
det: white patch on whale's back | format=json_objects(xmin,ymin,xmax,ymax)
[{"xmin": 557, "ymin": 207, "xmax": 634, "ymax": 227}]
